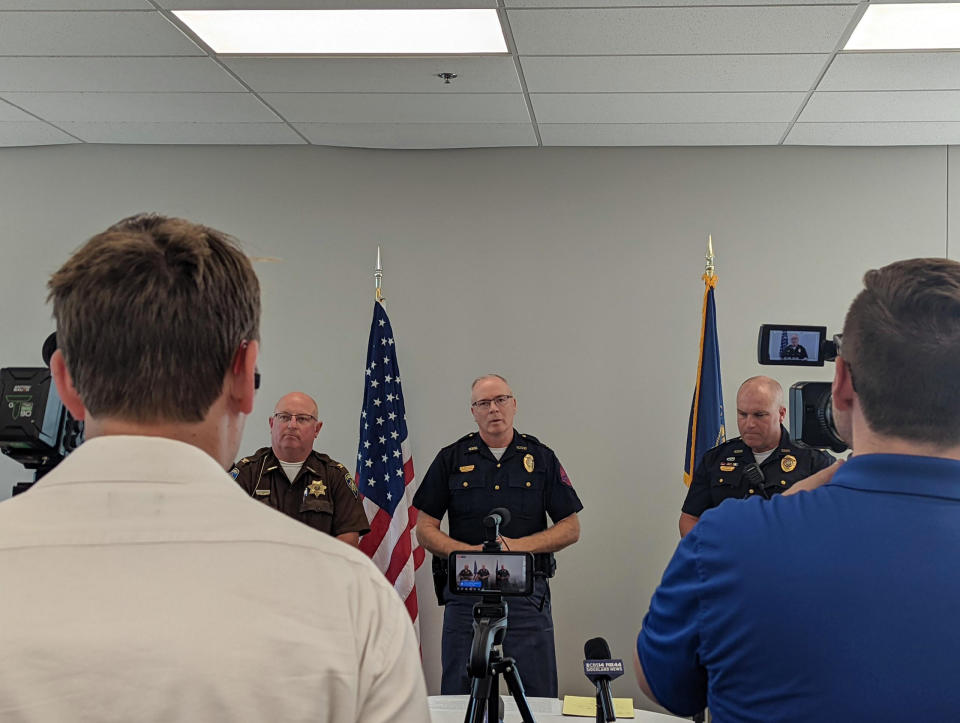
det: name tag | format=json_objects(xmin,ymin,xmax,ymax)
[
  {"xmin": 459, "ymin": 465, "xmax": 475, "ymax": 472},
  {"xmin": 255, "ymin": 490, "xmax": 270, "ymax": 496}
]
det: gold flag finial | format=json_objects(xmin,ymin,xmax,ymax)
[
  {"xmin": 705, "ymin": 235, "xmax": 716, "ymax": 278},
  {"xmin": 374, "ymin": 246, "xmax": 383, "ymax": 303}
]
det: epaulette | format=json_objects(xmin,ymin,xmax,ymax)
[{"xmin": 236, "ymin": 446, "xmax": 272, "ymax": 466}]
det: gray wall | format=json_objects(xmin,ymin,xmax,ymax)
[{"xmin": 0, "ymin": 143, "xmax": 955, "ymax": 711}]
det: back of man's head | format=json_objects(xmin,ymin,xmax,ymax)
[
  {"xmin": 843, "ymin": 257, "xmax": 960, "ymax": 446},
  {"xmin": 47, "ymin": 213, "xmax": 260, "ymax": 423}
]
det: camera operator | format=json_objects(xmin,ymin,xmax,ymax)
[
  {"xmin": 679, "ymin": 375, "xmax": 834, "ymax": 537},
  {"xmin": 635, "ymin": 258, "xmax": 960, "ymax": 720}
]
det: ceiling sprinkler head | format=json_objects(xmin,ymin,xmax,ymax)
[{"xmin": 437, "ymin": 72, "xmax": 458, "ymax": 84}]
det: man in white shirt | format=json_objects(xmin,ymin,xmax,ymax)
[{"xmin": 0, "ymin": 214, "xmax": 428, "ymax": 722}]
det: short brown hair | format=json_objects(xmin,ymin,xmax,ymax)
[
  {"xmin": 842, "ymin": 257, "xmax": 960, "ymax": 445},
  {"xmin": 48, "ymin": 214, "xmax": 260, "ymax": 423}
]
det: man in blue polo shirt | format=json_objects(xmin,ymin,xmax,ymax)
[{"xmin": 635, "ymin": 257, "xmax": 960, "ymax": 722}]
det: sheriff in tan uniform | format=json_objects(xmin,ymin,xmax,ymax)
[{"xmin": 232, "ymin": 392, "xmax": 369, "ymax": 546}]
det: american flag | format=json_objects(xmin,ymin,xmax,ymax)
[
  {"xmin": 779, "ymin": 329, "xmax": 789, "ymax": 358},
  {"xmin": 356, "ymin": 301, "xmax": 424, "ymax": 626}
]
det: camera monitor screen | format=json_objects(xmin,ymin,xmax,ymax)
[
  {"xmin": 757, "ymin": 325, "xmax": 827, "ymax": 366},
  {"xmin": 448, "ymin": 551, "xmax": 534, "ymax": 597}
]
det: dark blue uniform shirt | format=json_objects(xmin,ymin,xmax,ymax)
[
  {"xmin": 413, "ymin": 430, "xmax": 583, "ymax": 544},
  {"xmin": 682, "ymin": 426, "xmax": 834, "ymax": 517}
]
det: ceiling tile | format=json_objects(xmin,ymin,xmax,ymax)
[
  {"xmin": 0, "ymin": 99, "xmax": 35, "ymax": 120},
  {"xmin": 157, "ymin": 1, "xmax": 495, "ymax": 8},
  {"xmin": 508, "ymin": 1, "xmax": 849, "ymax": 6},
  {"xmin": 0, "ymin": 11, "xmax": 203, "ymax": 56},
  {"xmin": 820, "ymin": 52, "xmax": 960, "ymax": 91},
  {"xmin": 521, "ymin": 54, "xmax": 828, "ymax": 93},
  {"xmin": 540, "ymin": 122, "xmax": 788, "ymax": 145},
  {"xmin": 531, "ymin": 92, "xmax": 805, "ymax": 123},
  {"xmin": 0, "ymin": 1, "xmax": 149, "ymax": 7},
  {"xmin": 264, "ymin": 92, "xmax": 530, "ymax": 123},
  {"xmin": 0, "ymin": 58, "xmax": 243, "ymax": 93},
  {"xmin": 225, "ymin": 57, "xmax": 520, "ymax": 94},
  {"xmin": 58, "ymin": 121, "xmax": 304, "ymax": 144},
  {"xmin": 786, "ymin": 122, "xmax": 960, "ymax": 146},
  {"xmin": 294, "ymin": 122, "xmax": 536, "ymax": 148},
  {"xmin": 800, "ymin": 90, "xmax": 960, "ymax": 122},
  {"xmin": 0, "ymin": 121, "xmax": 77, "ymax": 145},
  {"xmin": 2, "ymin": 92, "xmax": 277, "ymax": 122},
  {"xmin": 508, "ymin": 5, "xmax": 858, "ymax": 55}
]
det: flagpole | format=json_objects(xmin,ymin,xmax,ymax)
[
  {"xmin": 374, "ymin": 246, "xmax": 384, "ymax": 303},
  {"xmin": 705, "ymin": 234, "xmax": 715, "ymax": 279}
]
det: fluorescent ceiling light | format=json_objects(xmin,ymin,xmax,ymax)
[
  {"xmin": 173, "ymin": 9, "xmax": 508, "ymax": 55},
  {"xmin": 846, "ymin": 3, "xmax": 960, "ymax": 50}
]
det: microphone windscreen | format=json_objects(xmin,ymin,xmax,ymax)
[
  {"xmin": 489, "ymin": 507, "xmax": 511, "ymax": 526},
  {"xmin": 584, "ymin": 637, "xmax": 611, "ymax": 660},
  {"xmin": 41, "ymin": 332, "xmax": 58, "ymax": 367}
]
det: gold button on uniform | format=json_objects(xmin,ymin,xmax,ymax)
[
  {"xmin": 748, "ymin": 488, "xmax": 755, "ymax": 494},
  {"xmin": 494, "ymin": 485, "xmax": 500, "ymax": 490},
  {"xmin": 496, "ymin": 463, "xmax": 501, "ymax": 468},
  {"xmin": 525, "ymin": 481, "xmax": 531, "ymax": 488},
  {"xmin": 781, "ymin": 480, "xmax": 786, "ymax": 486},
  {"xmin": 462, "ymin": 482, "xmax": 468, "ymax": 488}
]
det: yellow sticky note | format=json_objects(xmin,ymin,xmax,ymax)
[{"xmin": 561, "ymin": 695, "xmax": 635, "ymax": 718}]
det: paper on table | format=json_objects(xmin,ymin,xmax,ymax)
[{"xmin": 561, "ymin": 695, "xmax": 635, "ymax": 718}]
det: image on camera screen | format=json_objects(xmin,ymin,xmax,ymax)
[
  {"xmin": 450, "ymin": 552, "xmax": 532, "ymax": 595},
  {"xmin": 757, "ymin": 324, "xmax": 827, "ymax": 366}
]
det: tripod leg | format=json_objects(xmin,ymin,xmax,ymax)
[
  {"xmin": 500, "ymin": 660, "xmax": 536, "ymax": 723},
  {"xmin": 465, "ymin": 672, "xmax": 493, "ymax": 723}
]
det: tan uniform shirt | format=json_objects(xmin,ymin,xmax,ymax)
[
  {"xmin": 0, "ymin": 436, "xmax": 428, "ymax": 722},
  {"xmin": 232, "ymin": 447, "xmax": 370, "ymax": 538}
]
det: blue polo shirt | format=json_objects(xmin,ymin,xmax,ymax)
[{"xmin": 637, "ymin": 454, "xmax": 960, "ymax": 722}]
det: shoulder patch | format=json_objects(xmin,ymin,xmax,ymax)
[
  {"xmin": 344, "ymin": 468, "xmax": 360, "ymax": 499},
  {"xmin": 229, "ymin": 467, "xmax": 240, "ymax": 480},
  {"xmin": 559, "ymin": 465, "xmax": 573, "ymax": 488}
]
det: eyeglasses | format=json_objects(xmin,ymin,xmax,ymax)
[
  {"xmin": 471, "ymin": 395, "xmax": 514, "ymax": 410},
  {"xmin": 273, "ymin": 412, "xmax": 317, "ymax": 426}
]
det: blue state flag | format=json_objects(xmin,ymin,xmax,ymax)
[{"xmin": 683, "ymin": 274, "xmax": 725, "ymax": 486}]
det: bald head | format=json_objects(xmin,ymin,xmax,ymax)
[
  {"xmin": 736, "ymin": 376, "xmax": 786, "ymax": 453},
  {"xmin": 269, "ymin": 391, "xmax": 322, "ymax": 463},
  {"xmin": 273, "ymin": 392, "xmax": 318, "ymax": 418}
]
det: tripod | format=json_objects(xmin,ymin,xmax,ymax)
[{"xmin": 463, "ymin": 525, "xmax": 536, "ymax": 723}]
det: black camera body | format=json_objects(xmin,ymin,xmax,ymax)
[{"xmin": 1, "ymin": 334, "xmax": 85, "ymax": 492}]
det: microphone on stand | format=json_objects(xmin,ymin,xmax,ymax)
[{"xmin": 583, "ymin": 637, "xmax": 623, "ymax": 722}]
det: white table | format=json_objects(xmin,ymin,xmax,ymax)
[{"xmin": 429, "ymin": 695, "xmax": 682, "ymax": 722}]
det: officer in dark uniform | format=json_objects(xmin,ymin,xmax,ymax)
[
  {"xmin": 475, "ymin": 565, "xmax": 490, "ymax": 585},
  {"xmin": 413, "ymin": 374, "xmax": 583, "ymax": 698},
  {"xmin": 781, "ymin": 334, "xmax": 809, "ymax": 360},
  {"xmin": 458, "ymin": 565, "xmax": 474, "ymax": 582},
  {"xmin": 495, "ymin": 566, "xmax": 510, "ymax": 588},
  {"xmin": 231, "ymin": 392, "xmax": 370, "ymax": 546},
  {"xmin": 680, "ymin": 376, "xmax": 834, "ymax": 537}
]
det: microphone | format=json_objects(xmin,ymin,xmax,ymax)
[
  {"xmin": 583, "ymin": 637, "xmax": 623, "ymax": 722},
  {"xmin": 742, "ymin": 462, "xmax": 769, "ymax": 499},
  {"xmin": 483, "ymin": 507, "xmax": 511, "ymax": 529}
]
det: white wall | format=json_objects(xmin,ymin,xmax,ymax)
[{"xmin": 0, "ymin": 143, "xmax": 952, "ymax": 711}]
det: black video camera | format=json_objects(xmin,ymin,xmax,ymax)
[
  {"xmin": 757, "ymin": 324, "xmax": 847, "ymax": 453},
  {"xmin": 0, "ymin": 333, "xmax": 84, "ymax": 493}
]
